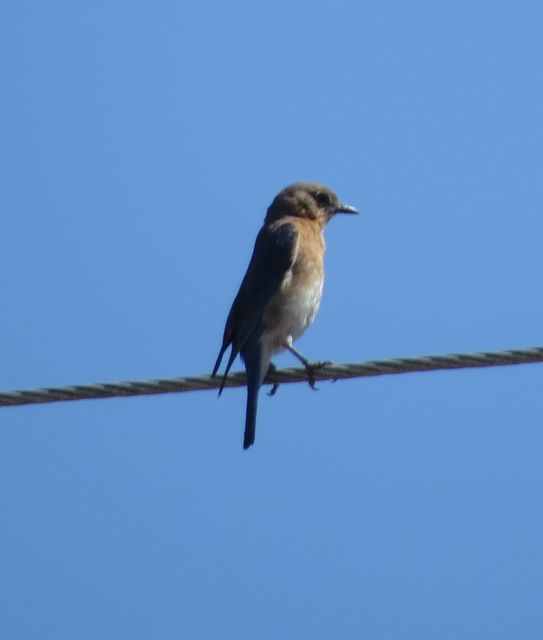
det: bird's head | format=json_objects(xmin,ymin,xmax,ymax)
[{"xmin": 265, "ymin": 182, "xmax": 358, "ymax": 225}]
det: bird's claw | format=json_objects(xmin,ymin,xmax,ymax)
[
  {"xmin": 304, "ymin": 360, "xmax": 332, "ymax": 391},
  {"xmin": 266, "ymin": 363, "xmax": 280, "ymax": 397},
  {"xmin": 265, "ymin": 359, "xmax": 331, "ymax": 394},
  {"xmin": 268, "ymin": 382, "xmax": 280, "ymax": 397}
]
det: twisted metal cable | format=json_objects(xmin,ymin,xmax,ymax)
[{"xmin": 0, "ymin": 346, "xmax": 542, "ymax": 408}]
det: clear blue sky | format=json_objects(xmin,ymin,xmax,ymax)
[{"xmin": 2, "ymin": 1, "xmax": 543, "ymax": 638}]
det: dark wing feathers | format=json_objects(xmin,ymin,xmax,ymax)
[{"xmin": 212, "ymin": 222, "xmax": 298, "ymax": 390}]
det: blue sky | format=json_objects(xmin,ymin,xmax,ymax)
[{"xmin": 2, "ymin": 1, "xmax": 543, "ymax": 638}]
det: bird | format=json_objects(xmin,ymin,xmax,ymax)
[{"xmin": 212, "ymin": 182, "xmax": 358, "ymax": 449}]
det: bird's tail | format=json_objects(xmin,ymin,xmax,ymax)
[
  {"xmin": 243, "ymin": 362, "xmax": 261, "ymax": 450},
  {"xmin": 242, "ymin": 334, "xmax": 272, "ymax": 450}
]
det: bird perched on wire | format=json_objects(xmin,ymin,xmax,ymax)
[{"xmin": 212, "ymin": 182, "xmax": 358, "ymax": 449}]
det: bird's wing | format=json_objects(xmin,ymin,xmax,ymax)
[{"xmin": 212, "ymin": 221, "xmax": 299, "ymax": 388}]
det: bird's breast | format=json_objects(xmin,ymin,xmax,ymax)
[{"xmin": 261, "ymin": 254, "xmax": 324, "ymax": 353}]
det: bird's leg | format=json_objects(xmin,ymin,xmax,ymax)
[
  {"xmin": 286, "ymin": 344, "xmax": 331, "ymax": 391},
  {"xmin": 266, "ymin": 362, "xmax": 281, "ymax": 397}
]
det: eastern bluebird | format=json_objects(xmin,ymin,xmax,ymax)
[{"xmin": 212, "ymin": 182, "xmax": 358, "ymax": 449}]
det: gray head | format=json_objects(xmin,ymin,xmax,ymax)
[{"xmin": 265, "ymin": 182, "xmax": 358, "ymax": 225}]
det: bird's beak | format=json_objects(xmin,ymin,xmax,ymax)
[{"xmin": 335, "ymin": 203, "xmax": 358, "ymax": 215}]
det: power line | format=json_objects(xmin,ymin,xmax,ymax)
[{"xmin": 1, "ymin": 346, "xmax": 542, "ymax": 409}]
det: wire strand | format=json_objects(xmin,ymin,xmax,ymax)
[{"xmin": 1, "ymin": 345, "xmax": 542, "ymax": 408}]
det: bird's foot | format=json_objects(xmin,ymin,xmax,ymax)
[
  {"xmin": 268, "ymin": 383, "xmax": 280, "ymax": 397},
  {"xmin": 303, "ymin": 360, "xmax": 332, "ymax": 391},
  {"xmin": 284, "ymin": 344, "xmax": 332, "ymax": 391},
  {"xmin": 266, "ymin": 362, "xmax": 281, "ymax": 397}
]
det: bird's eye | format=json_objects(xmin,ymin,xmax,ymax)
[{"xmin": 315, "ymin": 191, "xmax": 331, "ymax": 206}]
